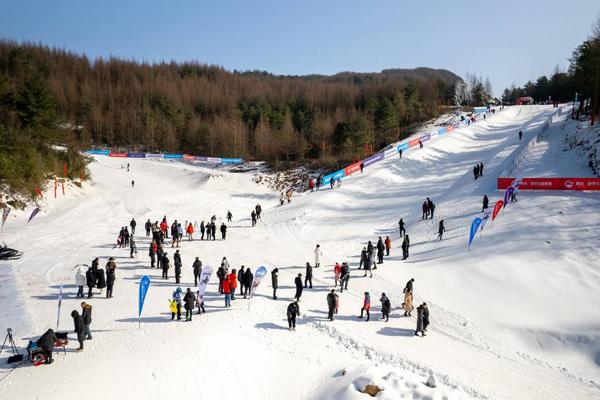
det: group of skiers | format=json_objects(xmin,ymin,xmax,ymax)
[{"xmin": 473, "ymin": 162, "xmax": 484, "ymax": 180}]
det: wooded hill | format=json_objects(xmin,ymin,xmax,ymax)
[{"xmin": 0, "ymin": 40, "xmax": 461, "ymax": 165}]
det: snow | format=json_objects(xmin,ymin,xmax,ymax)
[{"xmin": 1, "ymin": 105, "xmax": 599, "ymax": 400}]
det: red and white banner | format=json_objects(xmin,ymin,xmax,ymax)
[
  {"xmin": 109, "ymin": 152, "xmax": 128, "ymax": 158},
  {"xmin": 498, "ymin": 177, "xmax": 600, "ymax": 191}
]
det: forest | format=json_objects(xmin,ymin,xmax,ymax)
[{"xmin": 0, "ymin": 40, "xmax": 460, "ymax": 167}]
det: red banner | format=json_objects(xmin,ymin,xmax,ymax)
[
  {"xmin": 109, "ymin": 152, "xmax": 128, "ymax": 158},
  {"xmin": 409, "ymin": 139, "xmax": 420, "ymax": 148},
  {"xmin": 344, "ymin": 162, "xmax": 361, "ymax": 176},
  {"xmin": 182, "ymin": 154, "xmax": 195, "ymax": 160},
  {"xmin": 492, "ymin": 200, "xmax": 503, "ymax": 221},
  {"xmin": 498, "ymin": 177, "xmax": 600, "ymax": 191}
]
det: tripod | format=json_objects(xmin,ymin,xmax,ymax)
[{"xmin": 1, "ymin": 328, "xmax": 23, "ymax": 363}]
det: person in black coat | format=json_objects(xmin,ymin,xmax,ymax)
[
  {"xmin": 358, "ymin": 247, "xmax": 367, "ymax": 270},
  {"xmin": 304, "ymin": 263, "xmax": 313, "ymax": 289},
  {"xmin": 81, "ymin": 302, "xmax": 92, "ymax": 340},
  {"xmin": 398, "ymin": 218, "xmax": 405, "ymax": 237},
  {"xmin": 106, "ymin": 269, "xmax": 115, "ymax": 298},
  {"xmin": 192, "ymin": 257, "xmax": 202, "ymax": 286},
  {"xmin": 86, "ymin": 267, "xmax": 95, "ymax": 298},
  {"xmin": 380, "ymin": 293, "xmax": 391, "ymax": 322},
  {"xmin": 482, "ymin": 195, "xmax": 489, "ymax": 212},
  {"xmin": 238, "ymin": 266, "xmax": 245, "ymax": 296},
  {"xmin": 217, "ymin": 266, "xmax": 225, "ymax": 294},
  {"xmin": 145, "ymin": 219, "xmax": 151, "ymax": 237},
  {"xmin": 437, "ymin": 220, "xmax": 446, "ymax": 240},
  {"xmin": 243, "ymin": 268, "xmax": 253, "ymax": 298},
  {"xmin": 96, "ymin": 268, "xmax": 106, "ymax": 295},
  {"xmin": 401, "ymin": 235, "xmax": 410, "ymax": 260},
  {"xmin": 210, "ymin": 222, "xmax": 216, "ymax": 240},
  {"xmin": 376, "ymin": 237, "xmax": 385, "ymax": 264},
  {"xmin": 422, "ymin": 303, "xmax": 430, "ymax": 332},
  {"xmin": 71, "ymin": 310, "xmax": 85, "ymax": 351},
  {"xmin": 340, "ymin": 263, "xmax": 349, "ymax": 292},
  {"xmin": 174, "ymin": 250, "xmax": 182, "ymax": 284},
  {"xmin": 37, "ymin": 329, "xmax": 57, "ymax": 364},
  {"xmin": 271, "ymin": 268, "xmax": 279, "ymax": 300},
  {"xmin": 327, "ymin": 289, "xmax": 337, "ymax": 321},
  {"xmin": 294, "ymin": 273, "xmax": 303, "ymax": 301},
  {"xmin": 286, "ymin": 301, "xmax": 300, "ymax": 330},
  {"xmin": 161, "ymin": 253, "xmax": 170, "ymax": 280},
  {"xmin": 403, "ymin": 278, "xmax": 414, "ymax": 294},
  {"xmin": 220, "ymin": 223, "xmax": 227, "ymax": 240},
  {"xmin": 183, "ymin": 288, "xmax": 196, "ymax": 321},
  {"xmin": 427, "ymin": 198, "xmax": 434, "ymax": 219}
]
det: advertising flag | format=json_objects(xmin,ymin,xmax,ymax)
[
  {"xmin": 469, "ymin": 217, "xmax": 482, "ymax": 249},
  {"xmin": 138, "ymin": 275, "xmax": 151, "ymax": 324},
  {"xmin": 27, "ymin": 207, "xmax": 41, "ymax": 224},
  {"xmin": 250, "ymin": 266, "xmax": 267, "ymax": 298},
  {"xmin": 1, "ymin": 208, "xmax": 10, "ymax": 231},
  {"xmin": 492, "ymin": 200, "xmax": 503, "ymax": 221},
  {"xmin": 197, "ymin": 265, "xmax": 213, "ymax": 298},
  {"xmin": 479, "ymin": 211, "xmax": 491, "ymax": 232},
  {"xmin": 56, "ymin": 283, "xmax": 63, "ymax": 331},
  {"xmin": 503, "ymin": 187, "xmax": 514, "ymax": 208}
]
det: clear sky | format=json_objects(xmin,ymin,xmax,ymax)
[{"xmin": 1, "ymin": 0, "xmax": 598, "ymax": 95}]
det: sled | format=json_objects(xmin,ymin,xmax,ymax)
[{"xmin": 0, "ymin": 243, "xmax": 22, "ymax": 260}]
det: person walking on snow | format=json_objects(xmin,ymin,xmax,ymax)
[
  {"xmin": 75, "ymin": 265, "xmax": 86, "ymax": 298},
  {"xmin": 186, "ymin": 222, "xmax": 194, "ymax": 241},
  {"xmin": 399, "ymin": 218, "xmax": 406, "ymax": 237},
  {"xmin": 200, "ymin": 221, "xmax": 205, "ymax": 240},
  {"xmin": 304, "ymin": 262, "xmax": 313, "ymax": 289},
  {"xmin": 359, "ymin": 292, "xmax": 371, "ymax": 321},
  {"xmin": 376, "ymin": 237, "xmax": 385, "ymax": 264},
  {"xmin": 422, "ymin": 201, "xmax": 429, "ymax": 219},
  {"xmin": 238, "ymin": 266, "xmax": 246, "ymax": 296},
  {"xmin": 145, "ymin": 219, "xmax": 151, "ymax": 237},
  {"xmin": 482, "ymin": 195, "xmax": 489, "ymax": 212},
  {"xmin": 415, "ymin": 304, "xmax": 425, "ymax": 336},
  {"xmin": 251, "ymin": 211, "xmax": 257, "ymax": 227},
  {"xmin": 340, "ymin": 263, "xmax": 350, "ymax": 291},
  {"xmin": 243, "ymin": 267, "xmax": 253, "ymax": 299},
  {"xmin": 227, "ymin": 210, "xmax": 232, "ymax": 222},
  {"xmin": 183, "ymin": 288, "xmax": 196, "ymax": 321},
  {"xmin": 363, "ymin": 253, "xmax": 373, "ymax": 278},
  {"xmin": 192, "ymin": 257, "xmax": 202, "ymax": 286},
  {"xmin": 171, "ymin": 287, "xmax": 182, "ymax": 320},
  {"xmin": 287, "ymin": 301, "xmax": 300, "ymax": 331},
  {"xmin": 71, "ymin": 310, "xmax": 85, "ymax": 352},
  {"xmin": 217, "ymin": 265, "xmax": 225, "ymax": 294},
  {"xmin": 294, "ymin": 273, "xmax": 303, "ymax": 301},
  {"xmin": 403, "ymin": 291, "xmax": 414, "ymax": 317},
  {"xmin": 228, "ymin": 269, "xmax": 237, "ymax": 300},
  {"xmin": 401, "ymin": 235, "xmax": 410, "ymax": 260},
  {"xmin": 473, "ymin": 165, "xmax": 479, "ymax": 180},
  {"xmin": 149, "ymin": 240, "xmax": 157, "ymax": 268},
  {"xmin": 422, "ymin": 303, "xmax": 430, "ymax": 332},
  {"xmin": 404, "ymin": 278, "xmax": 414, "ymax": 295},
  {"xmin": 129, "ymin": 236, "xmax": 137, "ymax": 258},
  {"xmin": 327, "ymin": 289, "xmax": 338, "ymax": 321},
  {"xmin": 314, "ymin": 244, "xmax": 322, "ymax": 268},
  {"xmin": 130, "ymin": 218, "xmax": 136, "ymax": 235},
  {"xmin": 479, "ymin": 162, "xmax": 484, "ymax": 177},
  {"xmin": 174, "ymin": 250, "xmax": 182, "ymax": 284},
  {"xmin": 380, "ymin": 293, "xmax": 391, "ymax": 322},
  {"xmin": 81, "ymin": 302, "xmax": 92, "ymax": 340},
  {"xmin": 220, "ymin": 223, "xmax": 227, "ymax": 240},
  {"xmin": 427, "ymin": 198, "xmax": 435, "ymax": 219},
  {"xmin": 359, "ymin": 247, "xmax": 367, "ymax": 270},
  {"xmin": 518, "ymin": 130, "xmax": 523, "ymax": 140},
  {"xmin": 271, "ymin": 268, "xmax": 279, "ymax": 300},
  {"xmin": 334, "ymin": 262, "xmax": 341, "ymax": 287},
  {"xmin": 437, "ymin": 220, "xmax": 446, "ymax": 240},
  {"xmin": 161, "ymin": 252, "xmax": 170, "ymax": 280},
  {"xmin": 384, "ymin": 236, "xmax": 392, "ymax": 256},
  {"xmin": 222, "ymin": 274, "xmax": 231, "ymax": 308}
]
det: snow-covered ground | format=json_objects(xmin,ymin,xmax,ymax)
[{"xmin": 1, "ymin": 106, "xmax": 599, "ymax": 399}]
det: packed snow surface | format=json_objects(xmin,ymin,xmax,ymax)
[{"xmin": 1, "ymin": 106, "xmax": 599, "ymax": 399}]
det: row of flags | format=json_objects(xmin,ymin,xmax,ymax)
[
  {"xmin": 469, "ymin": 177, "xmax": 522, "ymax": 249},
  {"xmin": 1, "ymin": 207, "xmax": 41, "ymax": 232}
]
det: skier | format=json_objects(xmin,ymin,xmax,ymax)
[
  {"xmin": 304, "ymin": 262, "xmax": 313, "ymax": 289},
  {"xmin": 359, "ymin": 292, "xmax": 371, "ymax": 321},
  {"xmin": 419, "ymin": 140, "xmax": 423, "ymax": 149},
  {"xmin": 287, "ymin": 301, "xmax": 300, "ymax": 331},
  {"xmin": 220, "ymin": 223, "xmax": 227, "ymax": 240},
  {"xmin": 81, "ymin": 302, "xmax": 93, "ymax": 340},
  {"xmin": 437, "ymin": 220, "xmax": 446, "ymax": 240},
  {"xmin": 330, "ymin": 178, "xmax": 335, "ymax": 189},
  {"xmin": 401, "ymin": 235, "xmax": 410, "ymax": 260},
  {"xmin": 227, "ymin": 210, "xmax": 232, "ymax": 222},
  {"xmin": 294, "ymin": 273, "xmax": 303, "ymax": 301},
  {"xmin": 183, "ymin": 288, "xmax": 196, "ymax": 320},
  {"xmin": 172, "ymin": 287, "xmax": 182, "ymax": 320},
  {"xmin": 314, "ymin": 244, "xmax": 322, "ymax": 268},
  {"xmin": 415, "ymin": 304, "xmax": 425, "ymax": 336},
  {"xmin": 271, "ymin": 268, "xmax": 279, "ymax": 300},
  {"xmin": 192, "ymin": 257, "xmax": 202, "ymax": 286},
  {"xmin": 130, "ymin": 218, "xmax": 136, "ymax": 235},
  {"xmin": 75, "ymin": 265, "xmax": 86, "ymax": 298},
  {"xmin": 255, "ymin": 204, "xmax": 262, "ymax": 220},
  {"xmin": 161, "ymin": 252, "xmax": 170, "ymax": 280},
  {"xmin": 384, "ymin": 236, "xmax": 391, "ymax": 256},
  {"xmin": 482, "ymin": 194, "xmax": 489, "ymax": 212},
  {"xmin": 145, "ymin": 219, "xmax": 152, "ymax": 237},
  {"xmin": 131, "ymin": 180, "xmax": 135, "ymax": 188},
  {"xmin": 174, "ymin": 250, "xmax": 182, "ymax": 284},
  {"xmin": 518, "ymin": 130, "xmax": 523, "ymax": 140},
  {"xmin": 376, "ymin": 237, "xmax": 385, "ymax": 264},
  {"xmin": 359, "ymin": 247, "xmax": 367, "ymax": 270},
  {"xmin": 71, "ymin": 309, "xmax": 85, "ymax": 351},
  {"xmin": 399, "ymin": 149, "xmax": 403, "ymax": 159},
  {"xmin": 380, "ymin": 293, "xmax": 391, "ymax": 322},
  {"xmin": 251, "ymin": 210, "xmax": 257, "ymax": 227},
  {"xmin": 327, "ymin": 289, "xmax": 338, "ymax": 321}
]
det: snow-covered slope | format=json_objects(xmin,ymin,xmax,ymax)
[{"xmin": 1, "ymin": 106, "xmax": 598, "ymax": 400}]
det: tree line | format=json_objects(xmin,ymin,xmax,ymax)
[
  {"xmin": 501, "ymin": 17, "xmax": 600, "ymax": 117},
  {"xmin": 0, "ymin": 40, "xmax": 461, "ymax": 169}
]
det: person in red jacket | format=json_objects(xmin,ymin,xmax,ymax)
[
  {"xmin": 223, "ymin": 275, "xmax": 232, "ymax": 308},
  {"xmin": 384, "ymin": 236, "xmax": 391, "ymax": 256},
  {"xmin": 308, "ymin": 178, "xmax": 315, "ymax": 192},
  {"xmin": 359, "ymin": 292, "xmax": 371, "ymax": 321},
  {"xmin": 186, "ymin": 223, "xmax": 194, "ymax": 241},
  {"xmin": 228, "ymin": 269, "xmax": 237, "ymax": 300}
]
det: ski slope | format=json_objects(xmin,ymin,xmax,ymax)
[{"xmin": 1, "ymin": 105, "xmax": 599, "ymax": 400}]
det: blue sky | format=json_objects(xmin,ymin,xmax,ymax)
[{"xmin": 1, "ymin": 0, "xmax": 598, "ymax": 95}]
